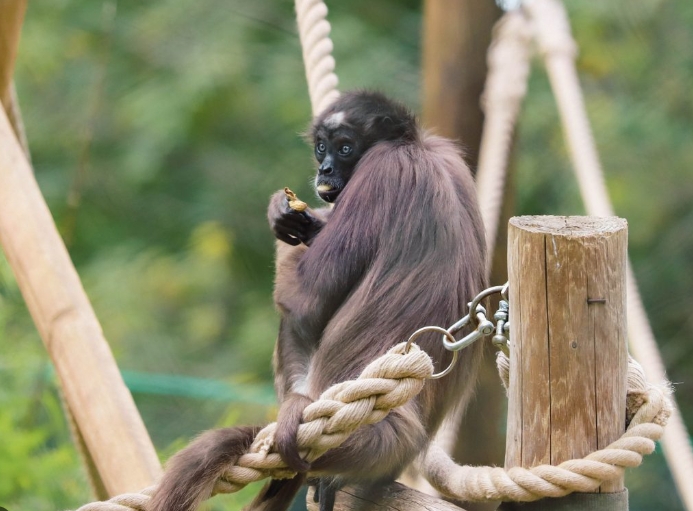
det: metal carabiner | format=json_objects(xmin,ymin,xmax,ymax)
[
  {"xmin": 467, "ymin": 285, "xmax": 507, "ymax": 327},
  {"xmin": 440, "ymin": 284, "xmax": 507, "ymax": 352},
  {"xmin": 405, "ymin": 326, "xmax": 459, "ymax": 379},
  {"xmin": 403, "ymin": 283, "xmax": 511, "ymax": 380},
  {"xmin": 492, "ymin": 299, "xmax": 510, "ymax": 350},
  {"xmin": 443, "ymin": 310, "xmax": 495, "ymax": 351}
]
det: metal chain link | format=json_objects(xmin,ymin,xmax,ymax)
[{"xmin": 405, "ymin": 283, "xmax": 510, "ymax": 379}]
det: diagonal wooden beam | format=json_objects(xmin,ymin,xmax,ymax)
[
  {"xmin": 0, "ymin": 91, "xmax": 162, "ymax": 498},
  {"xmin": 0, "ymin": 0, "xmax": 162, "ymax": 496}
]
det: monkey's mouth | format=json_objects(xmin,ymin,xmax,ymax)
[{"xmin": 317, "ymin": 183, "xmax": 342, "ymax": 203}]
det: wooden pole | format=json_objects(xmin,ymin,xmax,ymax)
[
  {"xmin": 0, "ymin": 0, "xmax": 160, "ymax": 495},
  {"xmin": 0, "ymin": 91, "xmax": 162, "ymax": 495},
  {"xmin": 504, "ymin": 216, "xmax": 628, "ymax": 508}
]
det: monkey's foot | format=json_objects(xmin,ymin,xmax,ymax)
[{"xmin": 310, "ymin": 478, "xmax": 338, "ymax": 511}]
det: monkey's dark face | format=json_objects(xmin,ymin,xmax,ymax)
[
  {"xmin": 310, "ymin": 92, "xmax": 418, "ymax": 204},
  {"xmin": 313, "ymin": 114, "xmax": 363, "ymax": 203}
]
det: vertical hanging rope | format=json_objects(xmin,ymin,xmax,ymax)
[
  {"xmin": 525, "ymin": 2, "xmax": 693, "ymax": 509},
  {"xmin": 295, "ymin": 0, "xmax": 340, "ymax": 117},
  {"xmin": 475, "ymin": 10, "xmax": 533, "ymax": 272}
]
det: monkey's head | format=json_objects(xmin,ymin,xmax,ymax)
[{"xmin": 310, "ymin": 90, "xmax": 417, "ymax": 203}]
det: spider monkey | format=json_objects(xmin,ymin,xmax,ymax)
[{"xmin": 148, "ymin": 91, "xmax": 486, "ymax": 511}]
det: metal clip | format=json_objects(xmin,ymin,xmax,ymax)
[
  {"xmin": 443, "ymin": 305, "xmax": 495, "ymax": 351},
  {"xmin": 441, "ymin": 284, "xmax": 507, "ymax": 352},
  {"xmin": 492, "ymin": 300, "xmax": 510, "ymax": 349}
]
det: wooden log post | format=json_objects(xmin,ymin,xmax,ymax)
[
  {"xmin": 503, "ymin": 216, "xmax": 628, "ymax": 509},
  {"xmin": 422, "ymin": 0, "xmax": 501, "ymax": 168}
]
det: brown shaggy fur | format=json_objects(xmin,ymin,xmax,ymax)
[{"xmin": 148, "ymin": 92, "xmax": 485, "ymax": 511}]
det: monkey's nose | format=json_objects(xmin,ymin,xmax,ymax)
[{"xmin": 319, "ymin": 165, "xmax": 333, "ymax": 175}]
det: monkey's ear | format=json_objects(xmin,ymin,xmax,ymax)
[{"xmin": 367, "ymin": 115, "xmax": 415, "ymax": 142}]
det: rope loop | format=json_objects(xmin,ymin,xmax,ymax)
[{"xmin": 414, "ymin": 351, "xmax": 672, "ymax": 503}]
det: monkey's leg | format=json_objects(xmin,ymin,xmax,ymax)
[
  {"xmin": 312, "ymin": 478, "xmax": 394, "ymax": 511},
  {"xmin": 310, "ymin": 404, "xmax": 426, "ymax": 480},
  {"xmin": 312, "ymin": 480, "xmax": 320, "ymax": 503},
  {"xmin": 316, "ymin": 478, "xmax": 337, "ymax": 511},
  {"xmin": 247, "ymin": 473, "xmax": 306, "ymax": 511},
  {"xmin": 150, "ymin": 426, "xmax": 260, "ymax": 511}
]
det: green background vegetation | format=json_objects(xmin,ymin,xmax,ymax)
[{"xmin": 1, "ymin": 1, "xmax": 691, "ymax": 510}]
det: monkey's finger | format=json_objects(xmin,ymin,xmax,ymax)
[
  {"xmin": 281, "ymin": 197, "xmax": 299, "ymax": 215},
  {"xmin": 277, "ymin": 217, "xmax": 308, "ymax": 231},
  {"xmin": 275, "ymin": 232, "xmax": 301, "ymax": 246},
  {"xmin": 296, "ymin": 230, "xmax": 316, "ymax": 243},
  {"xmin": 276, "ymin": 224, "xmax": 307, "ymax": 240},
  {"xmin": 280, "ymin": 199, "xmax": 311, "ymax": 222},
  {"xmin": 318, "ymin": 480, "xmax": 337, "ymax": 511},
  {"xmin": 284, "ymin": 209, "xmax": 312, "ymax": 224}
]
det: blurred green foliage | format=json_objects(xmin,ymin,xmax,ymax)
[{"xmin": 0, "ymin": 0, "xmax": 691, "ymax": 510}]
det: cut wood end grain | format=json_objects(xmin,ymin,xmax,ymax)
[{"xmin": 510, "ymin": 216, "xmax": 627, "ymax": 237}]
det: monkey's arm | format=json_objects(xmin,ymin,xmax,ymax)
[
  {"xmin": 268, "ymin": 190, "xmax": 327, "ymax": 246},
  {"xmin": 271, "ymin": 317, "xmax": 317, "ymax": 473}
]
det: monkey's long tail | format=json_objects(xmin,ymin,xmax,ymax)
[
  {"xmin": 148, "ymin": 426, "xmax": 265, "ymax": 511},
  {"xmin": 148, "ymin": 425, "xmax": 304, "ymax": 511}
]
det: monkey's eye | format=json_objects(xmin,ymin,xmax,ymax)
[
  {"xmin": 316, "ymin": 142, "xmax": 326, "ymax": 154},
  {"xmin": 338, "ymin": 144, "xmax": 352, "ymax": 157}
]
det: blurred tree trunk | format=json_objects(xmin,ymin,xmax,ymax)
[
  {"xmin": 422, "ymin": 2, "xmax": 507, "ymax": 510},
  {"xmin": 422, "ymin": 0, "xmax": 501, "ymax": 170},
  {"xmin": 0, "ymin": 0, "xmax": 26, "ymax": 106}
]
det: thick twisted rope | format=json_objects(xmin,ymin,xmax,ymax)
[
  {"xmin": 417, "ymin": 352, "xmax": 672, "ymax": 503},
  {"xmin": 73, "ymin": 343, "xmax": 433, "ymax": 511},
  {"xmin": 73, "ymin": 341, "xmax": 670, "ymax": 510},
  {"xmin": 75, "ymin": 487, "xmax": 155, "ymax": 511},
  {"xmin": 295, "ymin": 0, "xmax": 340, "ymax": 117}
]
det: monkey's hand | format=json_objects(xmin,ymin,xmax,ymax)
[
  {"xmin": 268, "ymin": 190, "xmax": 324, "ymax": 246},
  {"xmin": 275, "ymin": 392, "xmax": 314, "ymax": 473}
]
